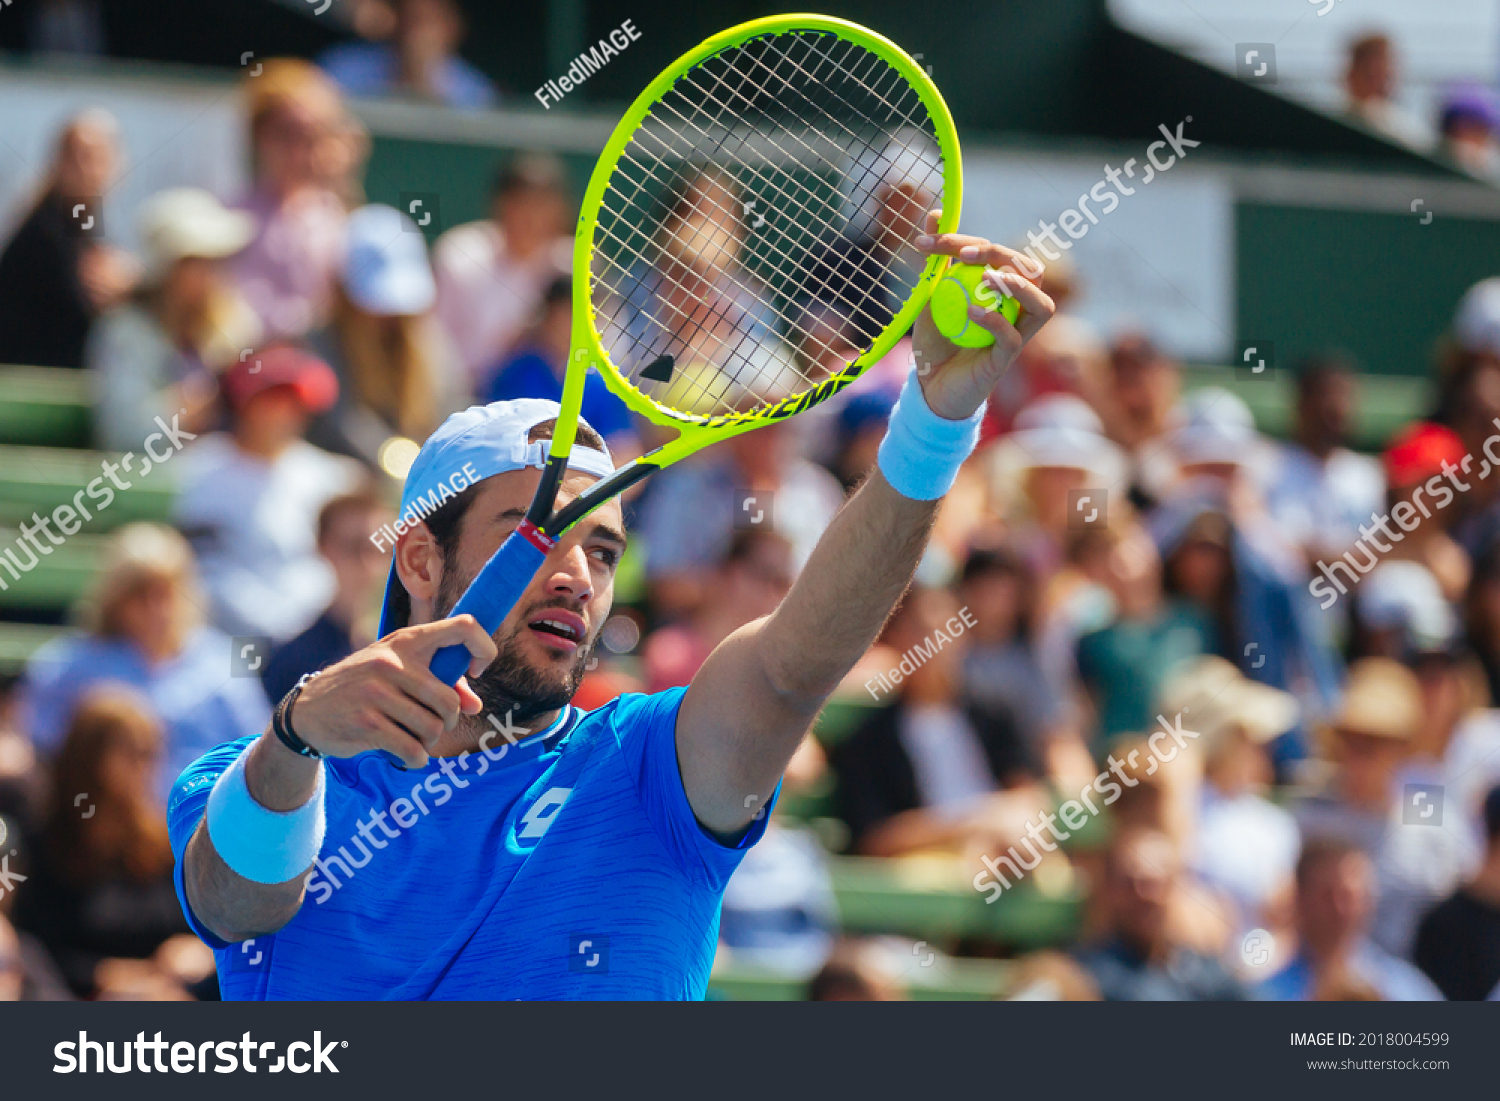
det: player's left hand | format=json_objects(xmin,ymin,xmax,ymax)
[{"xmin": 910, "ymin": 210, "xmax": 1056, "ymax": 421}]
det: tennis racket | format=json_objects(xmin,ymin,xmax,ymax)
[{"xmin": 430, "ymin": 13, "xmax": 995, "ymax": 683}]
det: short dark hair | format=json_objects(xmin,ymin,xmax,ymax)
[
  {"xmin": 317, "ymin": 486, "xmax": 387, "ymax": 546},
  {"xmin": 384, "ymin": 417, "xmax": 608, "ymax": 631},
  {"xmin": 1294, "ymin": 351, "xmax": 1356, "ymax": 397},
  {"xmin": 1295, "ymin": 835, "xmax": 1362, "ymax": 888},
  {"xmin": 493, "ymin": 151, "xmax": 568, "ymax": 201}
]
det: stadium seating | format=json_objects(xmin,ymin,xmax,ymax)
[{"xmin": 0, "ymin": 365, "xmax": 92, "ymax": 449}]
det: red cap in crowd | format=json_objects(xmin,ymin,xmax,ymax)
[
  {"xmin": 221, "ymin": 344, "xmax": 339, "ymax": 415},
  {"xmin": 1383, "ymin": 421, "xmax": 1466, "ymax": 488}
]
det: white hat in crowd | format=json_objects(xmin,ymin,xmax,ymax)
[
  {"xmin": 136, "ymin": 187, "xmax": 255, "ymax": 284},
  {"xmin": 341, "ymin": 203, "xmax": 437, "ymax": 317}
]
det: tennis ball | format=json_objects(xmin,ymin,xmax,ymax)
[{"xmin": 929, "ymin": 262, "xmax": 1021, "ymax": 348}]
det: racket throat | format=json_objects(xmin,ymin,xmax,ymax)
[{"xmin": 527, "ymin": 454, "xmax": 572, "ymax": 533}]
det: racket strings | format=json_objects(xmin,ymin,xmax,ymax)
[
  {"xmin": 599, "ymin": 36, "xmax": 927, "ymax": 405},
  {"xmin": 592, "ymin": 28, "xmax": 947, "ymax": 418}
]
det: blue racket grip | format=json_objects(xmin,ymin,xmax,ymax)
[{"xmin": 428, "ymin": 524, "xmax": 552, "ymax": 686}]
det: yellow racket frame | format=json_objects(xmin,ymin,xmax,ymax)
[{"xmin": 553, "ymin": 12, "xmax": 964, "ymax": 470}]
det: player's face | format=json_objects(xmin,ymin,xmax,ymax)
[{"xmin": 436, "ymin": 469, "xmax": 626, "ymax": 723}]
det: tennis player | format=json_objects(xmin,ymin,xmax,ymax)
[{"xmin": 170, "ymin": 226, "xmax": 1055, "ymax": 998}]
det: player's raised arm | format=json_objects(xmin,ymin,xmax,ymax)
[
  {"xmin": 181, "ymin": 615, "xmax": 497, "ymax": 943},
  {"xmin": 676, "ymin": 214, "xmax": 1056, "ymax": 836}
]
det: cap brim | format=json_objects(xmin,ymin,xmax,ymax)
[{"xmin": 377, "ymin": 561, "xmax": 403, "ymax": 639}]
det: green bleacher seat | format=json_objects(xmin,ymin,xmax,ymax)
[
  {"xmin": 1181, "ymin": 365, "xmax": 1430, "ymax": 452},
  {"xmin": 0, "ymin": 445, "xmax": 176, "ymax": 533},
  {"xmin": 0, "ymin": 528, "xmax": 111, "ymax": 612},
  {"xmin": 828, "ymin": 856, "xmax": 1081, "ymax": 949},
  {"xmin": 709, "ymin": 956, "xmax": 1014, "ymax": 1001},
  {"xmin": 0, "ymin": 621, "xmax": 68, "ymax": 675},
  {"xmin": 0, "ymin": 366, "xmax": 92, "ymax": 449}
]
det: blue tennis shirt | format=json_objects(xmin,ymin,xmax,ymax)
[{"xmin": 168, "ymin": 687, "xmax": 775, "ymax": 999}]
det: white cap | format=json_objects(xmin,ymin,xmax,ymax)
[
  {"xmin": 1454, "ymin": 277, "xmax": 1500, "ymax": 358},
  {"xmin": 1175, "ymin": 387, "xmax": 1257, "ymax": 466},
  {"xmin": 137, "ymin": 188, "xmax": 255, "ymax": 283},
  {"xmin": 342, "ymin": 204, "xmax": 437, "ymax": 316},
  {"xmin": 1361, "ymin": 560, "xmax": 1458, "ymax": 650},
  {"xmin": 1000, "ymin": 393, "xmax": 1126, "ymax": 485}
]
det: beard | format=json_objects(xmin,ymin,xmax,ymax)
[{"xmin": 435, "ymin": 570, "xmax": 597, "ymax": 728}]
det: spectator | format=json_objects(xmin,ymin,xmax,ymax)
[
  {"xmin": 1074, "ymin": 826, "xmax": 1247, "ymax": 1000},
  {"xmin": 719, "ymin": 737, "xmax": 839, "ymax": 976},
  {"xmin": 25, "ymin": 0, "xmax": 106, "ymax": 56},
  {"xmin": 10, "ymin": 690, "xmax": 198, "ymax": 997},
  {"xmin": 1342, "ymin": 33, "xmax": 1431, "ymax": 152},
  {"xmin": 825, "ymin": 389, "xmax": 897, "ymax": 491},
  {"xmin": 642, "ymin": 531, "xmax": 792, "ymax": 694},
  {"xmin": 602, "ymin": 166, "xmax": 794, "ymax": 411},
  {"xmin": 1294, "ymin": 659, "xmax": 1468, "ymax": 958},
  {"xmin": 1464, "ymin": 540, "xmax": 1500, "ymax": 705},
  {"xmin": 483, "ymin": 276, "xmax": 638, "ymax": 457},
  {"xmin": 17, "ymin": 523, "xmax": 270, "ymax": 798},
  {"xmin": 799, "ymin": 136, "xmax": 938, "ymax": 348},
  {"xmin": 637, "ymin": 418, "xmax": 843, "ymax": 619},
  {"xmin": 1370, "ymin": 423, "xmax": 1471, "ymax": 603},
  {"xmin": 88, "ymin": 187, "xmax": 260, "ymax": 451},
  {"xmin": 1414, "ymin": 785, "xmax": 1500, "ymax": 1000},
  {"xmin": 319, "ymin": 0, "xmax": 497, "ymax": 110},
  {"xmin": 1260, "ymin": 838, "xmax": 1441, "ymax": 1000},
  {"xmin": 831, "ymin": 586, "xmax": 1045, "ymax": 857},
  {"xmin": 0, "ymin": 676, "xmax": 40, "ymax": 835},
  {"xmin": 433, "ymin": 152, "xmax": 572, "ymax": 387},
  {"xmin": 305, "ymin": 203, "xmax": 466, "ymax": 469},
  {"xmin": 957, "ymin": 541, "xmax": 1091, "ymax": 791},
  {"xmin": 1440, "ymin": 356, "xmax": 1500, "ymax": 558},
  {"xmin": 1438, "ymin": 86, "xmax": 1500, "ymax": 182},
  {"xmin": 0, "ymin": 109, "xmax": 136, "ymax": 369},
  {"xmin": 259, "ymin": 489, "xmax": 394, "ymax": 705},
  {"xmin": 0, "ymin": 821, "xmax": 73, "ymax": 1001},
  {"xmin": 1262, "ymin": 354, "xmax": 1385, "ymax": 566},
  {"xmin": 1450, "ymin": 277, "xmax": 1500, "ymax": 371},
  {"xmin": 807, "ymin": 940, "xmax": 904, "ymax": 1001},
  {"xmin": 174, "ymin": 345, "xmax": 363, "ymax": 643},
  {"xmin": 986, "ymin": 393, "xmax": 1125, "ymax": 584},
  {"xmin": 230, "ymin": 60, "xmax": 351, "ymax": 339},
  {"xmin": 1075, "ymin": 519, "xmax": 1216, "ymax": 748},
  {"xmin": 1099, "ymin": 334, "xmax": 1180, "ymax": 511},
  {"xmin": 1153, "ymin": 491, "xmax": 1340, "ymax": 743},
  {"xmin": 1158, "ymin": 657, "xmax": 1300, "ymax": 941}
]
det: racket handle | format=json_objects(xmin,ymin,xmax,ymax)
[{"xmin": 429, "ymin": 526, "xmax": 551, "ymax": 686}]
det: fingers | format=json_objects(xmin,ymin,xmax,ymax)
[
  {"xmin": 978, "ymin": 270, "xmax": 1056, "ymax": 343},
  {"xmin": 399, "ymin": 614, "xmax": 500, "ymax": 679},
  {"xmin": 364, "ymin": 714, "xmax": 432, "ymax": 770},
  {"xmin": 372, "ymin": 683, "xmax": 448, "ymax": 752},
  {"xmin": 455, "ymin": 678, "xmax": 484, "ymax": 716}
]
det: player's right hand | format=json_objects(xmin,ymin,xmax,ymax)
[{"xmin": 288, "ymin": 615, "xmax": 498, "ymax": 769}]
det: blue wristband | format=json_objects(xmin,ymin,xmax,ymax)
[
  {"xmin": 876, "ymin": 371, "xmax": 986, "ymax": 500},
  {"xmin": 205, "ymin": 744, "xmax": 326, "ymax": 885}
]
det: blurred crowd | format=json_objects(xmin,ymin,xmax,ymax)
[
  {"xmin": 1342, "ymin": 31, "xmax": 1500, "ymax": 180},
  {"xmin": 2, "ymin": 32, "xmax": 1500, "ymax": 1004}
]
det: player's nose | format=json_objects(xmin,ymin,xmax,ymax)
[{"xmin": 544, "ymin": 543, "xmax": 594, "ymax": 604}]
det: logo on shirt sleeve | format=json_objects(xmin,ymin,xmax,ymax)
[{"xmin": 516, "ymin": 787, "xmax": 573, "ymax": 841}]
